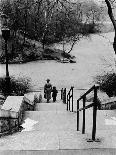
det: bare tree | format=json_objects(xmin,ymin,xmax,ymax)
[{"xmin": 105, "ymin": 0, "xmax": 116, "ymax": 54}]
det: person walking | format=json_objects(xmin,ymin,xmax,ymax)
[
  {"xmin": 44, "ymin": 79, "xmax": 52, "ymax": 103},
  {"xmin": 52, "ymin": 86, "xmax": 58, "ymax": 102}
]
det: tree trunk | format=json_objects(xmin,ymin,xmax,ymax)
[
  {"xmin": 105, "ymin": 0, "xmax": 116, "ymax": 54},
  {"xmin": 113, "ymin": 32, "xmax": 116, "ymax": 54},
  {"xmin": 68, "ymin": 39, "xmax": 77, "ymax": 54},
  {"xmin": 23, "ymin": 9, "xmax": 27, "ymax": 44}
]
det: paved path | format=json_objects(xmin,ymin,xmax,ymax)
[
  {"xmin": 0, "ymin": 98, "xmax": 116, "ymax": 153},
  {"xmin": 1, "ymin": 149, "xmax": 116, "ymax": 155}
]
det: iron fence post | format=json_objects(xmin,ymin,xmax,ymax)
[
  {"xmin": 72, "ymin": 86, "xmax": 74, "ymax": 112},
  {"xmin": 69, "ymin": 92, "xmax": 70, "ymax": 111},
  {"xmin": 63, "ymin": 88, "xmax": 66, "ymax": 103},
  {"xmin": 61, "ymin": 88, "xmax": 63, "ymax": 100},
  {"xmin": 67, "ymin": 94, "xmax": 68, "ymax": 110},
  {"xmin": 77, "ymin": 100, "xmax": 79, "ymax": 131},
  {"xmin": 92, "ymin": 86, "xmax": 98, "ymax": 141},
  {"xmin": 82, "ymin": 96, "xmax": 86, "ymax": 134},
  {"xmin": 63, "ymin": 89, "xmax": 64, "ymax": 103}
]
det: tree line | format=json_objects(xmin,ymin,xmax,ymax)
[
  {"xmin": 0, "ymin": 0, "xmax": 106, "ymax": 44},
  {"xmin": 0, "ymin": 0, "xmax": 108, "ymax": 64}
]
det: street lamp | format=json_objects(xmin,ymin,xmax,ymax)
[{"xmin": 1, "ymin": 14, "xmax": 10, "ymax": 95}]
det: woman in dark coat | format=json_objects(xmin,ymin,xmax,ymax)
[{"xmin": 44, "ymin": 79, "xmax": 52, "ymax": 103}]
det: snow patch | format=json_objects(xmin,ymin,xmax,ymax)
[
  {"xmin": 21, "ymin": 118, "xmax": 38, "ymax": 132},
  {"xmin": 105, "ymin": 117, "xmax": 116, "ymax": 125}
]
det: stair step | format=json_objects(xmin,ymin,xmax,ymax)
[
  {"xmin": 1, "ymin": 129, "xmax": 116, "ymax": 150},
  {"xmin": 0, "ymin": 130, "xmax": 84, "ymax": 150},
  {"xmin": 23, "ymin": 111, "xmax": 77, "ymax": 132},
  {"xmin": 35, "ymin": 102, "xmax": 66, "ymax": 111}
]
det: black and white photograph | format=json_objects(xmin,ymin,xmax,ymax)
[{"xmin": 0, "ymin": 0, "xmax": 116, "ymax": 154}]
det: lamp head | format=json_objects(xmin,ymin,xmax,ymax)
[{"xmin": 1, "ymin": 27, "xmax": 10, "ymax": 41}]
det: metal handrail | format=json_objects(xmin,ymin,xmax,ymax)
[
  {"xmin": 77, "ymin": 84, "xmax": 99, "ymax": 141},
  {"xmin": 67, "ymin": 86, "xmax": 74, "ymax": 112},
  {"xmin": 77, "ymin": 85, "xmax": 96, "ymax": 102}
]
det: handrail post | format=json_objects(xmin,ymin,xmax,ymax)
[
  {"xmin": 92, "ymin": 86, "xmax": 98, "ymax": 141},
  {"xmin": 63, "ymin": 88, "xmax": 64, "ymax": 103},
  {"xmin": 77, "ymin": 100, "xmax": 79, "ymax": 131},
  {"xmin": 63, "ymin": 89, "xmax": 64, "ymax": 103},
  {"xmin": 61, "ymin": 88, "xmax": 63, "ymax": 100},
  {"xmin": 67, "ymin": 94, "xmax": 68, "ymax": 111},
  {"xmin": 72, "ymin": 86, "xmax": 74, "ymax": 112},
  {"xmin": 69, "ymin": 92, "xmax": 70, "ymax": 111},
  {"xmin": 63, "ymin": 88, "xmax": 66, "ymax": 104},
  {"xmin": 64, "ymin": 88, "xmax": 66, "ymax": 104},
  {"xmin": 82, "ymin": 96, "xmax": 86, "ymax": 134}
]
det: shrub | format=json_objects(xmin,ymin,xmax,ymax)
[
  {"xmin": 34, "ymin": 94, "xmax": 42, "ymax": 103},
  {"xmin": 0, "ymin": 76, "xmax": 32, "ymax": 96},
  {"xmin": 82, "ymin": 23, "xmax": 100, "ymax": 34},
  {"xmin": 95, "ymin": 73, "xmax": 116, "ymax": 97},
  {"xmin": 61, "ymin": 52, "xmax": 71, "ymax": 59}
]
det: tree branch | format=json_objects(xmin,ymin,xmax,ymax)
[{"xmin": 105, "ymin": 0, "xmax": 116, "ymax": 29}]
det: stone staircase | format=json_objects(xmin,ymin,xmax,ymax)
[
  {"xmin": 0, "ymin": 99, "xmax": 81, "ymax": 150},
  {"xmin": 0, "ymin": 94, "xmax": 116, "ymax": 152}
]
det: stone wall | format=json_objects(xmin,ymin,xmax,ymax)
[
  {"xmin": 0, "ymin": 109, "xmax": 19, "ymax": 135},
  {"xmin": 0, "ymin": 92, "xmax": 42, "ymax": 136}
]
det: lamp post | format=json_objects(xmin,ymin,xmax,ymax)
[{"xmin": 1, "ymin": 14, "xmax": 10, "ymax": 95}]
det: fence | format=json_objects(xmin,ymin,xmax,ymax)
[
  {"xmin": 77, "ymin": 84, "xmax": 99, "ymax": 141},
  {"xmin": 67, "ymin": 86, "xmax": 74, "ymax": 112}
]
